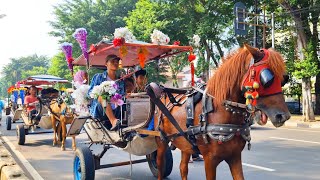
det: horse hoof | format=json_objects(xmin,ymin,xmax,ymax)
[
  {"xmin": 61, "ymin": 146, "xmax": 66, "ymax": 151},
  {"xmin": 53, "ymin": 142, "xmax": 56, "ymax": 146}
]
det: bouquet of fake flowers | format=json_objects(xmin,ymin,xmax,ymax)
[
  {"xmin": 89, "ymin": 81, "xmax": 124, "ymax": 107},
  {"xmin": 72, "ymin": 84, "xmax": 90, "ymax": 115},
  {"xmin": 150, "ymin": 29, "xmax": 170, "ymax": 45}
]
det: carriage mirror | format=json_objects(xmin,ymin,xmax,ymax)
[
  {"xmin": 281, "ymin": 74, "xmax": 289, "ymax": 87},
  {"xmin": 260, "ymin": 68, "xmax": 274, "ymax": 88}
]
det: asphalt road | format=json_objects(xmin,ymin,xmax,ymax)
[{"xmin": 0, "ymin": 116, "xmax": 320, "ymax": 180}]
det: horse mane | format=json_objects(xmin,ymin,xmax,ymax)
[{"xmin": 206, "ymin": 47, "xmax": 286, "ymax": 108}]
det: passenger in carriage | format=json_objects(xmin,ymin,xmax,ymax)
[
  {"xmin": 133, "ymin": 68, "xmax": 147, "ymax": 93},
  {"xmin": 124, "ymin": 77, "xmax": 135, "ymax": 94},
  {"xmin": 25, "ymin": 86, "xmax": 41, "ymax": 124},
  {"xmin": 88, "ymin": 54, "xmax": 125, "ymax": 131}
]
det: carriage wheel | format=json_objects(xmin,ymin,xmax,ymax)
[
  {"xmin": 73, "ymin": 147, "xmax": 95, "ymax": 180},
  {"xmin": 146, "ymin": 148, "xmax": 173, "ymax": 178},
  {"xmin": 6, "ymin": 116, "xmax": 12, "ymax": 130},
  {"xmin": 16, "ymin": 124, "xmax": 25, "ymax": 145}
]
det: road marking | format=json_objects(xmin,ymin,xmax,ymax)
[
  {"xmin": 270, "ymin": 137, "xmax": 320, "ymax": 145},
  {"xmin": 242, "ymin": 163, "xmax": 275, "ymax": 172},
  {"xmin": 1, "ymin": 136, "xmax": 44, "ymax": 180},
  {"xmin": 279, "ymin": 128, "xmax": 320, "ymax": 133}
]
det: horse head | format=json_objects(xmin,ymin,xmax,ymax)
[
  {"xmin": 243, "ymin": 44, "xmax": 290, "ymax": 127},
  {"xmin": 207, "ymin": 44, "xmax": 290, "ymax": 127}
]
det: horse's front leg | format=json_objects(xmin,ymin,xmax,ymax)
[
  {"xmin": 180, "ymin": 151, "xmax": 191, "ymax": 180},
  {"xmin": 226, "ymin": 154, "xmax": 244, "ymax": 180},
  {"xmin": 71, "ymin": 135, "xmax": 76, "ymax": 151},
  {"xmin": 60, "ymin": 116, "xmax": 67, "ymax": 151},
  {"xmin": 50, "ymin": 115, "xmax": 57, "ymax": 146},
  {"xmin": 203, "ymin": 154, "xmax": 221, "ymax": 180},
  {"xmin": 155, "ymin": 137, "xmax": 168, "ymax": 180}
]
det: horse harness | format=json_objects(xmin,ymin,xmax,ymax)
[
  {"xmin": 39, "ymin": 96, "xmax": 74, "ymax": 121},
  {"xmin": 146, "ymin": 83, "xmax": 253, "ymax": 152}
]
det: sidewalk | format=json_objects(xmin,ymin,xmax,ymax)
[{"xmin": 266, "ymin": 115, "xmax": 320, "ymax": 129}]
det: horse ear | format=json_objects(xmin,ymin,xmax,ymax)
[{"xmin": 243, "ymin": 44, "xmax": 265, "ymax": 62}]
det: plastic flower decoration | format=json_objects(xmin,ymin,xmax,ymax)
[
  {"xmin": 89, "ymin": 81, "xmax": 123, "ymax": 107},
  {"xmin": 113, "ymin": 27, "xmax": 136, "ymax": 46},
  {"xmin": 73, "ymin": 28, "xmax": 88, "ymax": 62},
  {"xmin": 61, "ymin": 42, "xmax": 74, "ymax": 73},
  {"xmin": 192, "ymin": 34, "xmax": 201, "ymax": 47},
  {"xmin": 71, "ymin": 84, "xmax": 90, "ymax": 115},
  {"xmin": 151, "ymin": 29, "xmax": 170, "ymax": 45}
]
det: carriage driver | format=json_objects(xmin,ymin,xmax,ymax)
[
  {"xmin": 88, "ymin": 54, "xmax": 125, "ymax": 131},
  {"xmin": 25, "ymin": 86, "xmax": 41, "ymax": 124}
]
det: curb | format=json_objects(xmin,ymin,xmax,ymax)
[
  {"xmin": 266, "ymin": 121, "xmax": 320, "ymax": 129},
  {"xmin": 0, "ymin": 140, "xmax": 29, "ymax": 180}
]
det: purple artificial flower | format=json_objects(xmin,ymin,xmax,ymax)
[
  {"xmin": 110, "ymin": 93, "xmax": 123, "ymax": 107},
  {"xmin": 112, "ymin": 83, "xmax": 118, "ymax": 90},
  {"xmin": 73, "ymin": 28, "xmax": 88, "ymax": 61},
  {"xmin": 61, "ymin": 42, "xmax": 73, "ymax": 71}
]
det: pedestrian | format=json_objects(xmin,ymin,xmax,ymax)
[{"xmin": 0, "ymin": 100, "xmax": 5, "ymax": 125}]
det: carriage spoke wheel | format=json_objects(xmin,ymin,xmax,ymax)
[
  {"xmin": 73, "ymin": 147, "xmax": 95, "ymax": 180},
  {"xmin": 146, "ymin": 148, "xmax": 173, "ymax": 178}
]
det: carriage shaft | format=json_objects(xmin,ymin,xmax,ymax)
[{"xmin": 96, "ymin": 159, "xmax": 147, "ymax": 169}]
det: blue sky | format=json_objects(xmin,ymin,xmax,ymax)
[{"xmin": 0, "ymin": 0, "xmax": 62, "ymax": 71}]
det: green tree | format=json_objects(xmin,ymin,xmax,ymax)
[
  {"xmin": 0, "ymin": 54, "xmax": 49, "ymax": 97},
  {"xmin": 49, "ymin": 0, "xmax": 137, "ymax": 80},
  {"xmin": 277, "ymin": 0, "xmax": 320, "ymax": 121},
  {"xmin": 48, "ymin": 53, "xmax": 74, "ymax": 81}
]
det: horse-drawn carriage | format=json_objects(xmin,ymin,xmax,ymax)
[
  {"xmin": 67, "ymin": 27, "xmax": 291, "ymax": 180},
  {"xmin": 4, "ymin": 75, "xmax": 72, "ymax": 146},
  {"xmin": 69, "ymin": 38, "xmax": 196, "ymax": 179}
]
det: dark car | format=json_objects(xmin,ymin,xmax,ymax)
[{"xmin": 285, "ymin": 101, "xmax": 302, "ymax": 114}]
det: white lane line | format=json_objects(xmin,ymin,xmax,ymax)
[
  {"xmin": 270, "ymin": 137, "xmax": 320, "ymax": 145},
  {"xmin": 278, "ymin": 128, "xmax": 320, "ymax": 133},
  {"xmin": 242, "ymin": 163, "xmax": 275, "ymax": 172},
  {"xmin": 1, "ymin": 136, "xmax": 44, "ymax": 180}
]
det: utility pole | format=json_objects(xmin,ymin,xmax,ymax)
[{"xmin": 253, "ymin": 0, "xmax": 258, "ymax": 47}]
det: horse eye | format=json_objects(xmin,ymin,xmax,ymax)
[
  {"xmin": 260, "ymin": 68, "xmax": 274, "ymax": 88},
  {"xmin": 281, "ymin": 74, "xmax": 289, "ymax": 87}
]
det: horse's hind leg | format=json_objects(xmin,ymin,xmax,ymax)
[
  {"xmin": 155, "ymin": 137, "xmax": 168, "ymax": 180},
  {"xmin": 180, "ymin": 151, "xmax": 191, "ymax": 180},
  {"xmin": 226, "ymin": 154, "xmax": 244, "ymax": 180}
]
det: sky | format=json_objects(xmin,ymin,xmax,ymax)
[{"xmin": 0, "ymin": 0, "xmax": 63, "ymax": 71}]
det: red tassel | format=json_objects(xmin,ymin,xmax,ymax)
[
  {"xmin": 252, "ymin": 99, "xmax": 257, "ymax": 106},
  {"xmin": 191, "ymin": 62, "xmax": 195, "ymax": 86},
  {"xmin": 218, "ymin": 141, "xmax": 223, "ymax": 145}
]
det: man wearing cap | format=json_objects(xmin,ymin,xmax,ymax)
[{"xmin": 88, "ymin": 54, "xmax": 125, "ymax": 130}]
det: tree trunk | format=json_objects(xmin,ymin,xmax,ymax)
[{"xmin": 302, "ymin": 77, "xmax": 315, "ymax": 121}]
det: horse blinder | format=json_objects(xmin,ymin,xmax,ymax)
[{"xmin": 259, "ymin": 68, "xmax": 274, "ymax": 88}]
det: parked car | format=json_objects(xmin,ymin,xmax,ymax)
[{"xmin": 285, "ymin": 101, "xmax": 302, "ymax": 114}]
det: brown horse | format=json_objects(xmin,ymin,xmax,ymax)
[
  {"xmin": 153, "ymin": 44, "xmax": 291, "ymax": 180},
  {"xmin": 50, "ymin": 97, "xmax": 76, "ymax": 151}
]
